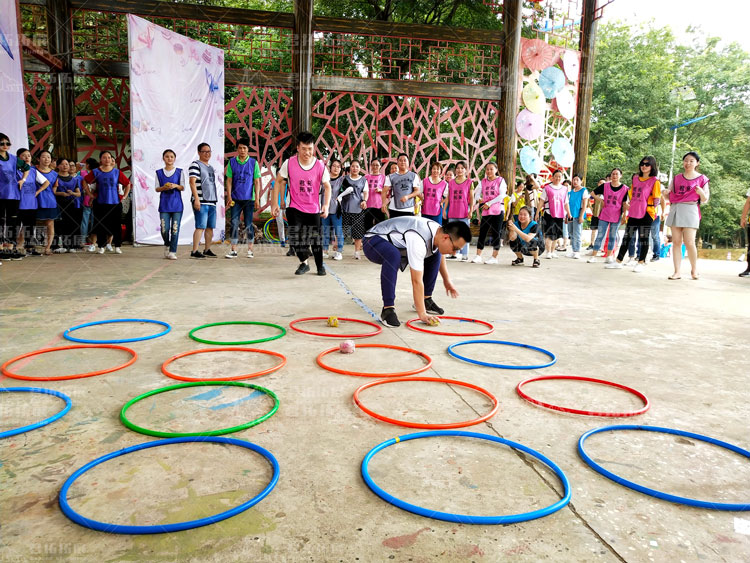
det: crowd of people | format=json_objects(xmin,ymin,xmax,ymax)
[{"xmin": 2, "ymin": 130, "xmax": 748, "ymax": 282}]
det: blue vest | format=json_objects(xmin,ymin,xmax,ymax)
[
  {"xmin": 93, "ymin": 168, "xmax": 120, "ymax": 205},
  {"xmin": 57, "ymin": 175, "xmax": 82, "ymax": 209},
  {"xmin": 567, "ymin": 188, "xmax": 587, "ymax": 218},
  {"xmin": 19, "ymin": 168, "xmax": 38, "ymax": 210},
  {"xmin": 156, "ymin": 168, "xmax": 184, "ymax": 213},
  {"xmin": 229, "ymin": 157, "xmax": 256, "ymax": 200},
  {"xmin": 36, "ymin": 170, "xmax": 58, "ymax": 209},
  {"xmin": 0, "ymin": 154, "xmax": 20, "ymax": 200}
]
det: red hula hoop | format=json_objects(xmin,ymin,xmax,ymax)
[
  {"xmin": 516, "ymin": 375, "xmax": 650, "ymax": 417},
  {"xmin": 1, "ymin": 345, "xmax": 137, "ymax": 381},
  {"xmin": 353, "ymin": 376, "xmax": 499, "ymax": 429},
  {"xmin": 405, "ymin": 316, "xmax": 494, "ymax": 337},
  {"xmin": 289, "ymin": 317, "xmax": 382, "ymax": 338},
  {"xmin": 162, "ymin": 347, "xmax": 287, "ymax": 382},
  {"xmin": 316, "ymin": 343, "xmax": 432, "ymax": 377}
]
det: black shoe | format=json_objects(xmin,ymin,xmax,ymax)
[
  {"xmin": 424, "ymin": 297, "xmax": 444, "ymax": 315},
  {"xmin": 317, "ymin": 266, "xmax": 327, "ymax": 276},
  {"xmin": 286, "ymin": 248, "xmax": 295, "ymax": 256},
  {"xmin": 651, "ymin": 256, "xmax": 660, "ymax": 262},
  {"xmin": 380, "ymin": 307, "xmax": 400, "ymax": 328},
  {"xmin": 739, "ymin": 269, "xmax": 750, "ymax": 278},
  {"xmin": 446, "ymin": 255, "xmax": 457, "ymax": 260},
  {"xmin": 27, "ymin": 249, "xmax": 41, "ymax": 256},
  {"xmin": 190, "ymin": 250, "xmax": 206, "ymax": 259},
  {"xmin": 10, "ymin": 252, "xmax": 24, "ymax": 260},
  {"xmin": 202, "ymin": 249, "xmax": 217, "ymax": 257},
  {"xmin": 512, "ymin": 257, "xmax": 524, "ymax": 266},
  {"xmin": 295, "ymin": 262, "xmax": 310, "ymax": 275}
]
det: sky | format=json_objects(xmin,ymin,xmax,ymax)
[{"xmin": 600, "ymin": 0, "xmax": 749, "ymax": 52}]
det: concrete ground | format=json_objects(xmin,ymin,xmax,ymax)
[{"xmin": 1, "ymin": 240, "xmax": 749, "ymax": 563}]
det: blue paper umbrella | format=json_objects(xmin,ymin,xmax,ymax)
[
  {"xmin": 551, "ymin": 138, "xmax": 575, "ymax": 168},
  {"xmin": 539, "ymin": 66, "xmax": 566, "ymax": 99},
  {"xmin": 519, "ymin": 146, "xmax": 543, "ymax": 175}
]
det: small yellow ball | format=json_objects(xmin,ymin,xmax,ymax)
[{"xmin": 327, "ymin": 316, "xmax": 339, "ymax": 327}]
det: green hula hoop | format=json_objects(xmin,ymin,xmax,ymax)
[
  {"xmin": 188, "ymin": 321, "xmax": 286, "ymax": 345},
  {"xmin": 120, "ymin": 381, "xmax": 279, "ymax": 438}
]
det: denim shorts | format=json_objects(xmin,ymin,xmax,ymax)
[{"xmin": 193, "ymin": 204, "xmax": 216, "ymax": 229}]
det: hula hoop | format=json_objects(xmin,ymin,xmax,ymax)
[
  {"xmin": 161, "ymin": 347, "xmax": 286, "ymax": 382},
  {"xmin": 362, "ymin": 430, "xmax": 571, "ymax": 524},
  {"xmin": 517, "ymin": 375, "xmax": 650, "ymax": 417},
  {"xmin": 447, "ymin": 340, "xmax": 556, "ymax": 370},
  {"xmin": 188, "ymin": 321, "xmax": 286, "ymax": 346},
  {"xmin": 59, "ymin": 436, "xmax": 280, "ymax": 534},
  {"xmin": 63, "ymin": 318, "xmax": 171, "ymax": 344},
  {"xmin": 353, "ymin": 377, "xmax": 499, "ymax": 429},
  {"xmin": 290, "ymin": 316, "xmax": 382, "ymax": 338},
  {"xmin": 263, "ymin": 217, "xmax": 287, "ymax": 243},
  {"xmin": 2, "ymin": 345, "xmax": 138, "ymax": 381},
  {"xmin": 317, "ymin": 343, "xmax": 432, "ymax": 378},
  {"xmin": 120, "ymin": 381, "xmax": 279, "ymax": 438},
  {"xmin": 406, "ymin": 316, "xmax": 494, "ymax": 337},
  {"xmin": 578, "ymin": 425, "xmax": 750, "ymax": 510},
  {"xmin": 0, "ymin": 387, "xmax": 72, "ymax": 439}
]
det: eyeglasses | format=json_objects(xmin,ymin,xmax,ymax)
[
  {"xmin": 199, "ymin": 150, "xmax": 211, "ymax": 154},
  {"xmin": 640, "ymin": 162, "xmax": 651, "ymax": 167},
  {"xmin": 0, "ymin": 142, "xmax": 10, "ymax": 147}
]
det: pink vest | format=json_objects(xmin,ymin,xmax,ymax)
[
  {"xmin": 288, "ymin": 156, "xmax": 325, "ymax": 214},
  {"xmin": 480, "ymin": 177, "xmax": 506, "ymax": 216},
  {"xmin": 670, "ymin": 173, "xmax": 708, "ymax": 204},
  {"xmin": 447, "ymin": 178, "xmax": 471, "ymax": 219},
  {"xmin": 629, "ymin": 176, "xmax": 657, "ymax": 219},
  {"xmin": 543, "ymin": 183, "xmax": 567, "ymax": 219},
  {"xmin": 422, "ymin": 177, "xmax": 446, "ymax": 216},
  {"xmin": 365, "ymin": 174, "xmax": 385, "ymax": 208},
  {"xmin": 598, "ymin": 182, "xmax": 629, "ymax": 223}
]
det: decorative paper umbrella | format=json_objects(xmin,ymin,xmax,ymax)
[
  {"xmin": 515, "ymin": 109, "xmax": 544, "ymax": 141},
  {"xmin": 553, "ymin": 88, "xmax": 576, "ymax": 120},
  {"xmin": 551, "ymin": 137, "xmax": 575, "ymax": 168},
  {"xmin": 563, "ymin": 51, "xmax": 580, "ymax": 81},
  {"xmin": 522, "ymin": 38, "xmax": 557, "ymax": 72},
  {"xmin": 522, "ymin": 81, "xmax": 546, "ymax": 114},
  {"xmin": 519, "ymin": 146, "xmax": 543, "ymax": 175},
  {"xmin": 539, "ymin": 66, "xmax": 566, "ymax": 99}
]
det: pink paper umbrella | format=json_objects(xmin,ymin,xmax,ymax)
[
  {"xmin": 516, "ymin": 109, "xmax": 544, "ymax": 141},
  {"xmin": 553, "ymin": 88, "xmax": 576, "ymax": 120},
  {"xmin": 522, "ymin": 38, "xmax": 557, "ymax": 72},
  {"xmin": 563, "ymin": 51, "xmax": 580, "ymax": 82}
]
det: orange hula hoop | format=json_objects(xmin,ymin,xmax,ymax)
[
  {"xmin": 1, "ymin": 345, "xmax": 137, "ymax": 381},
  {"xmin": 316, "ymin": 343, "xmax": 432, "ymax": 377},
  {"xmin": 161, "ymin": 347, "xmax": 287, "ymax": 382}
]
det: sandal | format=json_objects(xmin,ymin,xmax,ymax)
[
  {"xmin": 532, "ymin": 259, "xmax": 540, "ymax": 268},
  {"xmin": 43, "ymin": 249, "xmax": 53, "ymax": 256},
  {"xmin": 667, "ymin": 274, "xmax": 681, "ymax": 280},
  {"xmin": 691, "ymin": 273, "xmax": 700, "ymax": 280},
  {"xmin": 511, "ymin": 257, "xmax": 524, "ymax": 266}
]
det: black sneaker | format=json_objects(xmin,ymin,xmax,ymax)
[
  {"xmin": 295, "ymin": 262, "xmax": 310, "ymax": 275},
  {"xmin": 10, "ymin": 252, "xmax": 24, "ymax": 260},
  {"xmin": 317, "ymin": 266, "xmax": 327, "ymax": 276},
  {"xmin": 424, "ymin": 297, "xmax": 444, "ymax": 315},
  {"xmin": 739, "ymin": 269, "xmax": 750, "ymax": 278},
  {"xmin": 380, "ymin": 308, "xmax": 400, "ymax": 328},
  {"xmin": 446, "ymin": 255, "xmax": 457, "ymax": 260},
  {"xmin": 286, "ymin": 248, "xmax": 295, "ymax": 256},
  {"xmin": 202, "ymin": 249, "xmax": 217, "ymax": 257},
  {"xmin": 651, "ymin": 256, "xmax": 660, "ymax": 262},
  {"xmin": 190, "ymin": 250, "xmax": 206, "ymax": 259}
]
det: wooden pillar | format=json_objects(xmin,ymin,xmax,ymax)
[
  {"xmin": 46, "ymin": 0, "xmax": 76, "ymax": 158},
  {"xmin": 292, "ymin": 0, "xmax": 313, "ymax": 136},
  {"xmin": 573, "ymin": 0, "xmax": 598, "ymax": 185},
  {"xmin": 496, "ymin": 0, "xmax": 522, "ymax": 184}
]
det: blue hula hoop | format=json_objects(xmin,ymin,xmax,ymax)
[
  {"xmin": 578, "ymin": 424, "xmax": 750, "ymax": 511},
  {"xmin": 59, "ymin": 436, "xmax": 280, "ymax": 534},
  {"xmin": 361, "ymin": 430, "xmax": 571, "ymax": 524},
  {"xmin": 447, "ymin": 340, "xmax": 556, "ymax": 370},
  {"xmin": 0, "ymin": 387, "xmax": 72, "ymax": 439},
  {"xmin": 64, "ymin": 319, "xmax": 171, "ymax": 344}
]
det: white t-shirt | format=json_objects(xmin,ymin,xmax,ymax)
[
  {"xmin": 385, "ymin": 172, "xmax": 422, "ymax": 210},
  {"xmin": 279, "ymin": 158, "xmax": 331, "ymax": 184},
  {"xmin": 374, "ymin": 221, "xmax": 439, "ymax": 272}
]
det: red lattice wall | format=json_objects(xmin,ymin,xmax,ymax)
[{"xmin": 23, "ymin": 73, "xmax": 53, "ymax": 155}]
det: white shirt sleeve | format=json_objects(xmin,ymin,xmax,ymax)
[
  {"xmin": 321, "ymin": 166, "xmax": 330, "ymax": 184},
  {"xmin": 539, "ymin": 187, "xmax": 548, "ymax": 202},
  {"xmin": 412, "ymin": 175, "xmax": 422, "ymax": 190},
  {"xmin": 404, "ymin": 231, "xmax": 427, "ymax": 271},
  {"xmin": 384, "ymin": 175, "xmax": 392, "ymax": 187},
  {"xmin": 36, "ymin": 174, "xmax": 47, "ymax": 186},
  {"xmin": 473, "ymin": 183, "xmax": 482, "ymax": 200},
  {"xmin": 279, "ymin": 159, "xmax": 289, "ymax": 179},
  {"xmin": 442, "ymin": 185, "xmax": 449, "ymax": 198}
]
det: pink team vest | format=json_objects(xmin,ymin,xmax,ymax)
[
  {"xmin": 670, "ymin": 173, "xmax": 708, "ymax": 204},
  {"xmin": 365, "ymin": 174, "xmax": 385, "ymax": 208},
  {"xmin": 447, "ymin": 178, "xmax": 471, "ymax": 219},
  {"xmin": 288, "ymin": 156, "xmax": 325, "ymax": 214},
  {"xmin": 598, "ymin": 182, "xmax": 629, "ymax": 223},
  {"xmin": 422, "ymin": 177, "xmax": 447, "ymax": 216},
  {"xmin": 481, "ymin": 177, "xmax": 506, "ymax": 216},
  {"xmin": 543, "ymin": 183, "xmax": 567, "ymax": 219},
  {"xmin": 629, "ymin": 176, "xmax": 657, "ymax": 219}
]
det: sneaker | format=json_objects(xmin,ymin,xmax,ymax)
[
  {"xmin": 605, "ymin": 262, "xmax": 623, "ymax": 269},
  {"xmin": 586, "ymin": 249, "xmax": 596, "ymax": 256},
  {"xmin": 286, "ymin": 248, "xmax": 295, "ymax": 256},
  {"xmin": 114, "ymin": 247, "xmax": 122, "ymax": 254},
  {"xmin": 471, "ymin": 255, "xmax": 483, "ymax": 264},
  {"xmin": 354, "ymin": 251, "xmax": 361, "ymax": 260},
  {"xmin": 295, "ymin": 262, "xmax": 310, "ymax": 275},
  {"xmin": 550, "ymin": 251, "xmax": 559, "ymax": 259},
  {"xmin": 86, "ymin": 244, "xmax": 97, "ymax": 252},
  {"xmin": 739, "ymin": 269, "xmax": 750, "ymax": 278},
  {"xmin": 202, "ymin": 249, "xmax": 217, "ymax": 257},
  {"xmin": 485, "ymin": 257, "xmax": 498, "ymax": 265},
  {"xmin": 651, "ymin": 256, "xmax": 660, "ymax": 262},
  {"xmin": 633, "ymin": 263, "xmax": 645, "ymax": 273},
  {"xmin": 446, "ymin": 255, "xmax": 458, "ymax": 260},
  {"xmin": 424, "ymin": 297, "xmax": 444, "ymax": 315},
  {"xmin": 605, "ymin": 256, "xmax": 614, "ymax": 264},
  {"xmin": 105, "ymin": 244, "xmax": 114, "ymax": 252},
  {"xmin": 573, "ymin": 252, "xmax": 581, "ymax": 259},
  {"xmin": 225, "ymin": 250, "xmax": 238, "ymax": 259},
  {"xmin": 323, "ymin": 251, "xmax": 330, "ymax": 259},
  {"xmin": 97, "ymin": 247, "xmax": 105, "ymax": 254},
  {"xmin": 333, "ymin": 252, "xmax": 343, "ymax": 261},
  {"xmin": 626, "ymin": 259, "xmax": 637, "ymax": 267},
  {"xmin": 167, "ymin": 252, "xmax": 177, "ymax": 260},
  {"xmin": 587, "ymin": 256, "xmax": 598, "ymax": 263},
  {"xmin": 54, "ymin": 248, "xmax": 67, "ymax": 254},
  {"xmin": 68, "ymin": 248, "xmax": 77, "ymax": 253},
  {"xmin": 190, "ymin": 250, "xmax": 205, "ymax": 259},
  {"xmin": 317, "ymin": 266, "xmax": 327, "ymax": 276},
  {"xmin": 545, "ymin": 254, "xmax": 553, "ymax": 260},
  {"xmin": 461, "ymin": 254, "xmax": 470, "ymax": 262},
  {"xmin": 380, "ymin": 307, "xmax": 400, "ymax": 328},
  {"xmin": 164, "ymin": 247, "xmax": 170, "ymax": 258},
  {"xmin": 10, "ymin": 252, "xmax": 24, "ymax": 260},
  {"xmin": 247, "ymin": 250, "xmax": 254, "ymax": 258}
]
